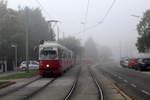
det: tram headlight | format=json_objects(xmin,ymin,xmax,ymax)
[{"xmin": 46, "ymin": 64, "xmax": 50, "ymax": 68}]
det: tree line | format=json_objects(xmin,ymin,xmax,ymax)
[
  {"xmin": 60, "ymin": 37, "xmax": 113, "ymax": 64},
  {"xmin": 0, "ymin": 1, "xmax": 55, "ymax": 70},
  {"xmin": 136, "ymin": 10, "xmax": 150, "ymax": 53},
  {"xmin": 84, "ymin": 37, "xmax": 112, "ymax": 64},
  {"xmin": 0, "ymin": 1, "xmax": 112, "ymax": 70}
]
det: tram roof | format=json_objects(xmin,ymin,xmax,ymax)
[{"xmin": 39, "ymin": 41, "xmax": 72, "ymax": 53}]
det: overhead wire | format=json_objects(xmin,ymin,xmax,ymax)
[
  {"xmin": 34, "ymin": 0, "xmax": 51, "ymax": 19},
  {"xmin": 34, "ymin": 0, "xmax": 116, "ymax": 36},
  {"xmin": 98, "ymin": 0, "xmax": 116, "ymax": 23},
  {"xmin": 34, "ymin": 0, "xmax": 63, "ymax": 40},
  {"xmin": 83, "ymin": 0, "xmax": 90, "ymax": 31},
  {"xmin": 78, "ymin": 0, "xmax": 116, "ymax": 34}
]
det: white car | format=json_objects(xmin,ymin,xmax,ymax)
[{"xmin": 19, "ymin": 61, "xmax": 39, "ymax": 71}]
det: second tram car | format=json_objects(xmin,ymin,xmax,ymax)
[{"xmin": 38, "ymin": 41, "xmax": 74, "ymax": 76}]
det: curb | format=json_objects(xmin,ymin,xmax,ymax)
[
  {"xmin": 0, "ymin": 81, "xmax": 16, "ymax": 89},
  {"xmin": 22, "ymin": 78, "xmax": 56, "ymax": 100},
  {"xmin": 112, "ymin": 83, "xmax": 136, "ymax": 100},
  {"xmin": 0, "ymin": 76, "xmax": 40, "ymax": 97}
]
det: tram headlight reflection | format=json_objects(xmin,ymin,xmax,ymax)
[{"xmin": 46, "ymin": 64, "xmax": 50, "ymax": 68}]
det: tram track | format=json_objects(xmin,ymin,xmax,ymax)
[
  {"xmin": 27, "ymin": 65, "xmax": 81, "ymax": 100},
  {"xmin": 0, "ymin": 65, "xmax": 104, "ymax": 100},
  {"xmin": 88, "ymin": 66, "xmax": 104, "ymax": 100},
  {"xmin": 0, "ymin": 64, "xmax": 78, "ymax": 100},
  {"xmin": 64, "ymin": 65, "xmax": 81, "ymax": 100},
  {"xmin": 21, "ymin": 78, "xmax": 56, "ymax": 100},
  {"xmin": 0, "ymin": 76, "xmax": 41, "ymax": 97},
  {"xmin": 0, "ymin": 77, "xmax": 57, "ymax": 100},
  {"xmin": 64, "ymin": 65, "xmax": 104, "ymax": 100}
]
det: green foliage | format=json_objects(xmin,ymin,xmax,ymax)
[
  {"xmin": 59, "ymin": 36, "xmax": 83, "ymax": 56},
  {"xmin": 0, "ymin": 81, "xmax": 15, "ymax": 89},
  {"xmin": 0, "ymin": 1, "xmax": 21, "ymax": 57},
  {"xmin": 0, "ymin": 81, "xmax": 9, "ymax": 85},
  {"xmin": 0, "ymin": 71, "xmax": 37, "ymax": 79},
  {"xmin": 18, "ymin": 7, "xmax": 53, "ymax": 59},
  {"xmin": 136, "ymin": 10, "xmax": 150, "ymax": 52},
  {"xmin": 0, "ymin": 1, "xmax": 56, "ymax": 70}
]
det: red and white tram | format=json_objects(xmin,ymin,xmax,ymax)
[{"xmin": 38, "ymin": 41, "xmax": 74, "ymax": 76}]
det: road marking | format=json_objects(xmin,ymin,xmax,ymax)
[
  {"xmin": 123, "ymin": 80, "xmax": 128, "ymax": 83},
  {"xmin": 141, "ymin": 90, "xmax": 150, "ymax": 95},
  {"xmin": 131, "ymin": 84, "xmax": 136, "ymax": 88},
  {"xmin": 118, "ymin": 76, "xmax": 122, "ymax": 79}
]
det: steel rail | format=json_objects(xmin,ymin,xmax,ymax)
[
  {"xmin": 64, "ymin": 66, "xmax": 81, "ymax": 100},
  {"xmin": 88, "ymin": 67, "xmax": 104, "ymax": 100},
  {"xmin": 0, "ymin": 76, "xmax": 41, "ymax": 97},
  {"xmin": 21, "ymin": 78, "xmax": 56, "ymax": 100},
  {"xmin": 23, "ymin": 65, "xmax": 76, "ymax": 100}
]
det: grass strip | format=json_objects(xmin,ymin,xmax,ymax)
[{"xmin": 0, "ymin": 71, "xmax": 37, "ymax": 80}]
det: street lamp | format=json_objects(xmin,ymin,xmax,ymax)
[
  {"xmin": 131, "ymin": 14, "xmax": 140, "ymax": 18},
  {"xmin": 11, "ymin": 44, "xmax": 17, "ymax": 71}
]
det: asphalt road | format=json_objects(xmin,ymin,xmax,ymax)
[{"xmin": 97, "ymin": 63, "xmax": 150, "ymax": 100}]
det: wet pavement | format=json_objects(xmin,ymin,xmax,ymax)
[
  {"xmin": 29, "ymin": 66, "xmax": 79, "ymax": 100},
  {"xmin": 71, "ymin": 64, "xmax": 98, "ymax": 100},
  {"xmin": 0, "ymin": 64, "xmax": 130, "ymax": 100}
]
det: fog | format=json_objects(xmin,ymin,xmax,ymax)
[{"xmin": 7, "ymin": 0, "xmax": 150, "ymax": 60}]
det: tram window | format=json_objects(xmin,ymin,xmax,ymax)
[
  {"xmin": 68, "ymin": 54, "xmax": 70, "ymax": 59},
  {"xmin": 58, "ymin": 52, "xmax": 63, "ymax": 59},
  {"xmin": 66, "ymin": 53, "xmax": 68, "ymax": 59},
  {"xmin": 40, "ymin": 50, "xmax": 57, "ymax": 60},
  {"xmin": 58, "ymin": 49, "xmax": 63, "ymax": 59},
  {"xmin": 63, "ymin": 53, "xmax": 67, "ymax": 59},
  {"xmin": 63, "ymin": 53, "xmax": 66, "ymax": 59}
]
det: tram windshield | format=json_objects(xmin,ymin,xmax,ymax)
[{"xmin": 40, "ymin": 49, "xmax": 57, "ymax": 60}]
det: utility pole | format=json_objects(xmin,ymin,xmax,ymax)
[
  {"xmin": 119, "ymin": 41, "xmax": 122, "ymax": 60},
  {"xmin": 63, "ymin": 32, "xmax": 65, "ymax": 39},
  {"xmin": 25, "ymin": 10, "xmax": 29, "ymax": 72},
  {"xmin": 57, "ymin": 25, "xmax": 59, "ymax": 41},
  {"xmin": 11, "ymin": 44, "xmax": 17, "ymax": 71}
]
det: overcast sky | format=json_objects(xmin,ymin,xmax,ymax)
[{"xmin": 7, "ymin": 0, "xmax": 150, "ymax": 59}]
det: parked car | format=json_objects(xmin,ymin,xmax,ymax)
[
  {"xmin": 19, "ymin": 61, "xmax": 39, "ymax": 71},
  {"xmin": 128, "ymin": 58, "xmax": 139, "ymax": 69},
  {"xmin": 120, "ymin": 57, "xmax": 129, "ymax": 67},
  {"xmin": 135, "ymin": 58, "xmax": 150, "ymax": 71}
]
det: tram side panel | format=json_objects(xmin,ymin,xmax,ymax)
[{"xmin": 39, "ymin": 60, "xmax": 62, "ymax": 75}]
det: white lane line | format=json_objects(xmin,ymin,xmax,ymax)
[
  {"xmin": 131, "ymin": 84, "xmax": 136, "ymax": 88},
  {"xmin": 118, "ymin": 76, "xmax": 122, "ymax": 79},
  {"xmin": 141, "ymin": 90, "xmax": 150, "ymax": 95},
  {"xmin": 123, "ymin": 80, "xmax": 128, "ymax": 83}
]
